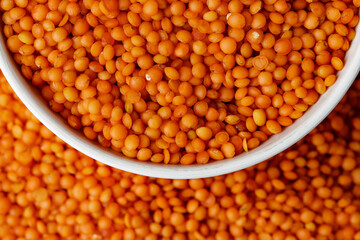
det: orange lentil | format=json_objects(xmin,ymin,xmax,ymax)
[
  {"xmin": 0, "ymin": 0, "xmax": 358, "ymax": 165},
  {"xmin": 274, "ymin": 38, "xmax": 292, "ymax": 55},
  {"xmin": 0, "ymin": 68, "xmax": 359, "ymax": 239}
]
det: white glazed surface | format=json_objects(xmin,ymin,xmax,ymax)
[{"xmin": 1, "ymin": 22, "xmax": 360, "ymax": 179}]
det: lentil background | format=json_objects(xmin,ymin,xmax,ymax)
[
  {"xmin": 1, "ymin": 65, "xmax": 360, "ymax": 239},
  {"xmin": 1, "ymin": 0, "xmax": 360, "ymax": 164}
]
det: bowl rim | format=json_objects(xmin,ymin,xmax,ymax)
[{"xmin": 1, "ymin": 22, "xmax": 360, "ymax": 179}]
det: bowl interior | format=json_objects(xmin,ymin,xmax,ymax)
[{"xmin": 1, "ymin": 19, "xmax": 360, "ymax": 179}]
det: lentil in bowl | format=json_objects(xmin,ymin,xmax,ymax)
[{"xmin": 1, "ymin": 0, "xmax": 360, "ymax": 178}]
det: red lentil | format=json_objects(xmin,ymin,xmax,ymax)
[
  {"xmin": 1, "ymin": 70, "xmax": 360, "ymax": 239},
  {"xmin": 1, "ymin": 0, "xmax": 359, "ymax": 164}
]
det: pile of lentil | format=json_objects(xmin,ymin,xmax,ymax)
[
  {"xmin": 1, "ymin": 0, "xmax": 360, "ymax": 164},
  {"xmin": 1, "ymin": 66, "xmax": 360, "ymax": 239}
]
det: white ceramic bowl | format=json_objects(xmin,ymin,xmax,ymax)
[{"xmin": 1, "ymin": 23, "xmax": 360, "ymax": 179}]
